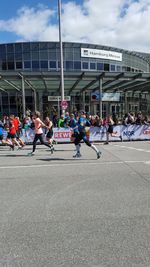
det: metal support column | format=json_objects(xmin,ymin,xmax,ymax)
[
  {"xmin": 38, "ymin": 92, "xmax": 43, "ymax": 117},
  {"xmin": 7, "ymin": 92, "xmax": 10, "ymax": 115},
  {"xmin": 33, "ymin": 90, "xmax": 37, "ymax": 111},
  {"xmin": 82, "ymin": 92, "xmax": 85, "ymax": 111},
  {"xmin": 99, "ymin": 78, "xmax": 103, "ymax": 117},
  {"xmin": 124, "ymin": 92, "xmax": 128, "ymax": 114},
  {"xmin": 21, "ymin": 75, "xmax": 26, "ymax": 118}
]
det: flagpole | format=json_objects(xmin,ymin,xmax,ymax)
[{"xmin": 58, "ymin": 0, "xmax": 65, "ymax": 115}]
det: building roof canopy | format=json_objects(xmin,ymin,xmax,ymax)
[{"xmin": 0, "ymin": 71, "xmax": 150, "ymax": 95}]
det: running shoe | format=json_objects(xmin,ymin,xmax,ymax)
[
  {"xmin": 10, "ymin": 145, "xmax": 15, "ymax": 151},
  {"xmin": 50, "ymin": 146, "xmax": 54, "ymax": 154},
  {"xmin": 73, "ymin": 152, "xmax": 82, "ymax": 158},
  {"xmin": 27, "ymin": 152, "xmax": 35, "ymax": 156},
  {"xmin": 52, "ymin": 140, "xmax": 57, "ymax": 145},
  {"xmin": 17, "ymin": 146, "xmax": 22, "ymax": 150},
  {"xmin": 97, "ymin": 151, "xmax": 102, "ymax": 159},
  {"xmin": 104, "ymin": 141, "xmax": 109, "ymax": 145},
  {"xmin": 120, "ymin": 135, "xmax": 123, "ymax": 142}
]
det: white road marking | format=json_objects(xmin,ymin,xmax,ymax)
[
  {"xmin": 114, "ymin": 144, "xmax": 150, "ymax": 153},
  {"xmin": 0, "ymin": 160, "xmax": 148, "ymax": 170}
]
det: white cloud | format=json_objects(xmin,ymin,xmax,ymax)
[
  {"xmin": 0, "ymin": 0, "xmax": 150, "ymax": 52},
  {"xmin": 0, "ymin": 4, "xmax": 59, "ymax": 41}
]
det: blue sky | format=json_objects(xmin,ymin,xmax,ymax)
[
  {"xmin": 0, "ymin": 0, "xmax": 82, "ymax": 19},
  {"xmin": 0, "ymin": 0, "xmax": 150, "ymax": 52}
]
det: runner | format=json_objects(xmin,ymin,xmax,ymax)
[
  {"xmin": 44, "ymin": 116, "xmax": 54, "ymax": 153},
  {"xmin": 13, "ymin": 115, "xmax": 25, "ymax": 148},
  {"xmin": 0, "ymin": 121, "xmax": 14, "ymax": 149},
  {"xmin": 72, "ymin": 111, "xmax": 102, "ymax": 159},
  {"xmin": 104, "ymin": 115, "xmax": 122, "ymax": 144},
  {"xmin": 28, "ymin": 111, "xmax": 53, "ymax": 156},
  {"xmin": 6, "ymin": 116, "xmax": 22, "ymax": 149}
]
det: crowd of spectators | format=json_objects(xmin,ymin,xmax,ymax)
[
  {"xmin": 0, "ymin": 110, "xmax": 150, "ymax": 131},
  {"xmin": 51, "ymin": 110, "xmax": 150, "ymax": 128}
]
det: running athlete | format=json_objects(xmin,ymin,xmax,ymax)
[
  {"xmin": 72, "ymin": 111, "xmax": 101, "ymax": 159},
  {"xmin": 104, "ymin": 115, "xmax": 122, "ymax": 144},
  {"xmin": 0, "ymin": 122, "xmax": 14, "ymax": 149},
  {"xmin": 28, "ymin": 111, "xmax": 53, "ymax": 156},
  {"xmin": 12, "ymin": 115, "xmax": 25, "ymax": 147},
  {"xmin": 44, "ymin": 116, "xmax": 54, "ymax": 153},
  {"xmin": 6, "ymin": 117, "xmax": 22, "ymax": 149},
  {"xmin": 69, "ymin": 113, "xmax": 78, "ymax": 142}
]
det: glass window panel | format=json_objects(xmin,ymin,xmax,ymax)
[
  {"xmin": 23, "ymin": 53, "xmax": 31, "ymax": 60},
  {"xmin": 7, "ymin": 53, "xmax": 14, "ymax": 61},
  {"xmin": 23, "ymin": 43, "xmax": 30, "ymax": 52},
  {"xmin": 66, "ymin": 61, "xmax": 73, "ymax": 70},
  {"xmin": 97, "ymin": 63, "xmax": 103, "ymax": 70},
  {"xmin": 2, "ymin": 62, "xmax": 7, "ymax": 70},
  {"xmin": 2, "ymin": 95, "xmax": 8, "ymax": 104},
  {"xmin": 122, "ymin": 66, "xmax": 126, "ymax": 71},
  {"xmin": 90, "ymin": 62, "xmax": 96, "ymax": 70},
  {"xmin": 40, "ymin": 51, "xmax": 48, "ymax": 60},
  {"xmin": 110, "ymin": 64, "xmax": 115, "ymax": 71},
  {"xmin": 10, "ymin": 96, "xmax": 16, "ymax": 104},
  {"xmin": 15, "ymin": 53, "xmax": 22, "ymax": 60},
  {"xmin": 74, "ymin": 61, "xmax": 81, "ymax": 70},
  {"xmin": 32, "ymin": 52, "xmax": 39, "ymax": 60},
  {"xmin": 0, "ymin": 45, "xmax": 6, "ymax": 56},
  {"xmin": 64, "ymin": 51, "xmax": 73, "ymax": 60},
  {"xmin": 49, "ymin": 61, "xmax": 56, "ymax": 69},
  {"xmin": 104, "ymin": 63, "xmax": 109, "ymax": 71},
  {"xmin": 48, "ymin": 42, "xmax": 57, "ymax": 49},
  {"xmin": 57, "ymin": 61, "xmax": 65, "ymax": 69},
  {"xmin": 31, "ymin": 43, "xmax": 39, "ymax": 51},
  {"xmin": 15, "ymin": 43, "xmax": 22, "ymax": 53},
  {"xmin": 7, "ymin": 44, "xmax": 14, "ymax": 53},
  {"xmin": 40, "ymin": 60, "xmax": 48, "ymax": 69},
  {"xmin": 82, "ymin": 62, "xmax": 88, "ymax": 69},
  {"xmin": 116, "ymin": 65, "xmax": 121, "ymax": 71},
  {"xmin": 74, "ymin": 52, "xmax": 80, "ymax": 60},
  {"xmin": 8, "ymin": 62, "xmax": 15, "ymax": 70},
  {"xmin": 40, "ymin": 42, "xmax": 48, "ymax": 50},
  {"xmin": 1, "ymin": 55, "xmax": 6, "ymax": 61},
  {"xmin": 16, "ymin": 62, "xmax": 22, "ymax": 69},
  {"xmin": 24, "ymin": 61, "xmax": 31, "ymax": 68},
  {"xmin": 49, "ymin": 50, "xmax": 56, "ymax": 60},
  {"xmin": 32, "ymin": 61, "xmax": 40, "ymax": 69}
]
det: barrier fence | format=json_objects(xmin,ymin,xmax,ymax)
[{"xmin": 2, "ymin": 124, "xmax": 150, "ymax": 143}]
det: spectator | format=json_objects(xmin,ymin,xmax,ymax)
[{"xmin": 58, "ymin": 115, "xmax": 65, "ymax": 128}]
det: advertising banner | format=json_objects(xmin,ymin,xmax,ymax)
[
  {"xmin": 91, "ymin": 92, "xmax": 120, "ymax": 102},
  {"xmin": 1, "ymin": 125, "xmax": 150, "ymax": 144},
  {"xmin": 81, "ymin": 48, "xmax": 122, "ymax": 61}
]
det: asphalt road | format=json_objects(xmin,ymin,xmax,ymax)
[{"xmin": 0, "ymin": 141, "xmax": 150, "ymax": 267}]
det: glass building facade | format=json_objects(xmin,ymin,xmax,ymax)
[
  {"xmin": 0, "ymin": 41, "xmax": 150, "ymax": 117},
  {"xmin": 0, "ymin": 42, "xmax": 149, "ymax": 73}
]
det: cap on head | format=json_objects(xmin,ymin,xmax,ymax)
[{"xmin": 80, "ymin": 110, "xmax": 85, "ymax": 115}]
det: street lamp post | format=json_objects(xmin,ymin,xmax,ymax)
[{"xmin": 58, "ymin": 0, "xmax": 65, "ymax": 115}]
